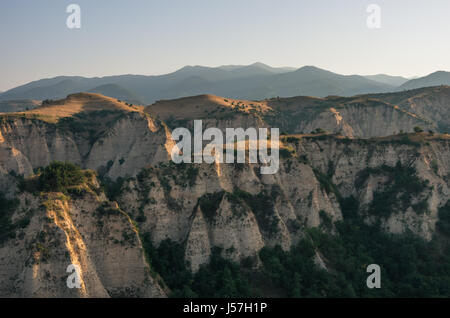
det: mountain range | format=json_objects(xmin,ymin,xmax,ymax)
[
  {"xmin": 2, "ymin": 63, "xmax": 447, "ymax": 106},
  {"xmin": 398, "ymin": 71, "xmax": 450, "ymax": 91}
]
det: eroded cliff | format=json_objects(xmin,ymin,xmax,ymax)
[{"xmin": 0, "ymin": 92, "xmax": 449, "ymax": 297}]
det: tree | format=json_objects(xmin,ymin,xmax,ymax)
[
  {"xmin": 414, "ymin": 126, "xmax": 424, "ymax": 133},
  {"xmin": 38, "ymin": 161, "xmax": 85, "ymax": 192},
  {"xmin": 312, "ymin": 128, "xmax": 326, "ymax": 134}
]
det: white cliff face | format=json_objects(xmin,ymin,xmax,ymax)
[
  {"xmin": 0, "ymin": 112, "xmax": 169, "ymax": 187},
  {"xmin": 368, "ymin": 85, "xmax": 450, "ymax": 132},
  {"xmin": 0, "ymin": 92, "xmax": 439, "ymax": 190},
  {"xmin": 146, "ymin": 93, "xmax": 436, "ymax": 138},
  {"xmin": 296, "ymin": 136, "xmax": 450, "ymax": 240},
  {"xmin": 0, "ymin": 186, "xmax": 166, "ymax": 298},
  {"xmin": 2, "ymin": 110, "xmax": 448, "ymax": 275},
  {"xmin": 85, "ymin": 112, "xmax": 170, "ymax": 179},
  {"xmin": 329, "ymin": 104, "xmax": 434, "ymax": 138},
  {"xmin": 110, "ymin": 135, "xmax": 449, "ymax": 270},
  {"xmin": 115, "ymin": 160, "xmax": 343, "ymax": 271},
  {"xmin": 0, "ymin": 117, "xmax": 83, "ymax": 177},
  {"xmin": 266, "ymin": 103, "xmax": 434, "ymax": 138},
  {"xmin": 0, "ymin": 97, "xmax": 449, "ymax": 287}
]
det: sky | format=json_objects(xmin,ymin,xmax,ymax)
[{"xmin": 1, "ymin": 0, "xmax": 450, "ymax": 91}]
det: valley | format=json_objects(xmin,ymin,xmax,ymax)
[{"xmin": 0, "ymin": 89, "xmax": 449, "ymax": 297}]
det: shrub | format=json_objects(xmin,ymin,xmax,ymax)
[
  {"xmin": 141, "ymin": 234, "xmax": 192, "ymax": 294},
  {"xmin": 0, "ymin": 192, "xmax": 20, "ymax": 244},
  {"xmin": 101, "ymin": 176, "xmax": 125, "ymax": 201},
  {"xmin": 198, "ymin": 192, "xmax": 224, "ymax": 223},
  {"xmin": 279, "ymin": 147, "xmax": 295, "ymax": 159},
  {"xmin": 365, "ymin": 162, "xmax": 429, "ymax": 218},
  {"xmin": 284, "ymin": 136, "xmax": 300, "ymax": 143},
  {"xmin": 312, "ymin": 128, "xmax": 326, "ymax": 134},
  {"xmin": 95, "ymin": 202, "xmax": 120, "ymax": 217},
  {"xmin": 414, "ymin": 126, "xmax": 424, "ymax": 133},
  {"xmin": 233, "ymin": 190, "xmax": 279, "ymax": 234},
  {"xmin": 431, "ymin": 160, "xmax": 438, "ymax": 174},
  {"xmin": 313, "ymin": 168, "xmax": 341, "ymax": 200},
  {"xmin": 437, "ymin": 202, "xmax": 450, "ymax": 236},
  {"xmin": 319, "ymin": 210, "xmax": 332, "ymax": 230},
  {"xmin": 38, "ymin": 161, "xmax": 86, "ymax": 193}
]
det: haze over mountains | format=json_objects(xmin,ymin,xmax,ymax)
[
  {"xmin": 363, "ymin": 74, "xmax": 409, "ymax": 87},
  {"xmin": 1, "ymin": 63, "xmax": 448, "ymax": 106},
  {"xmin": 398, "ymin": 71, "xmax": 450, "ymax": 91},
  {"xmin": 0, "ymin": 99, "xmax": 41, "ymax": 113}
]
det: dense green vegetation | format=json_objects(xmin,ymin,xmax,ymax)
[
  {"xmin": 0, "ymin": 192, "xmax": 20, "ymax": 244},
  {"xmin": 144, "ymin": 194, "xmax": 450, "ymax": 298},
  {"xmin": 234, "ymin": 190, "xmax": 279, "ymax": 234},
  {"xmin": 437, "ymin": 202, "xmax": 450, "ymax": 236},
  {"xmin": 356, "ymin": 162, "xmax": 430, "ymax": 218},
  {"xmin": 279, "ymin": 147, "xmax": 296, "ymax": 159},
  {"xmin": 313, "ymin": 167, "xmax": 341, "ymax": 200},
  {"xmin": 2, "ymin": 157, "xmax": 447, "ymax": 297},
  {"xmin": 16, "ymin": 162, "xmax": 90, "ymax": 195},
  {"xmin": 1, "ymin": 162, "xmax": 93, "ymax": 244},
  {"xmin": 0, "ymin": 191, "xmax": 33, "ymax": 246},
  {"xmin": 141, "ymin": 234, "xmax": 193, "ymax": 292},
  {"xmin": 141, "ymin": 235, "xmax": 254, "ymax": 298},
  {"xmin": 187, "ymin": 247, "xmax": 254, "ymax": 298},
  {"xmin": 198, "ymin": 192, "xmax": 225, "ymax": 223},
  {"xmin": 101, "ymin": 176, "xmax": 126, "ymax": 201},
  {"xmin": 37, "ymin": 161, "xmax": 87, "ymax": 193},
  {"xmin": 308, "ymin": 217, "xmax": 450, "ymax": 296}
]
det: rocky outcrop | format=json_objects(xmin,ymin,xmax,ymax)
[
  {"xmin": 367, "ymin": 85, "xmax": 450, "ymax": 132},
  {"xmin": 0, "ymin": 181, "xmax": 165, "ymax": 298},
  {"xmin": 146, "ymin": 94, "xmax": 434, "ymax": 138},
  {"xmin": 116, "ymin": 161, "xmax": 342, "ymax": 271},
  {"xmin": 0, "ymin": 112, "xmax": 170, "ymax": 187},
  {"xmin": 0, "ymin": 92, "xmax": 449, "ymax": 295},
  {"xmin": 111, "ymin": 134, "xmax": 449, "ymax": 270},
  {"xmin": 0, "ymin": 91, "xmax": 441, "ymax": 190},
  {"xmin": 296, "ymin": 135, "xmax": 450, "ymax": 240}
]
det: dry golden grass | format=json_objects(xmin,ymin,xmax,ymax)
[
  {"xmin": 144, "ymin": 94, "xmax": 273, "ymax": 120},
  {"xmin": 2, "ymin": 93, "xmax": 140, "ymax": 123}
]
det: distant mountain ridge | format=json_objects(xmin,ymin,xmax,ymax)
[
  {"xmin": 363, "ymin": 74, "xmax": 409, "ymax": 86},
  {"xmin": 397, "ymin": 71, "xmax": 450, "ymax": 91},
  {"xmin": 0, "ymin": 63, "xmax": 395, "ymax": 104},
  {"xmin": 1, "ymin": 64, "xmax": 448, "ymax": 104},
  {"xmin": 88, "ymin": 84, "xmax": 144, "ymax": 105},
  {"xmin": 0, "ymin": 99, "xmax": 41, "ymax": 113}
]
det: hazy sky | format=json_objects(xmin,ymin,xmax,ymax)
[{"xmin": 1, "ymin": 0, "xmax": 450, "ymax": 91}]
